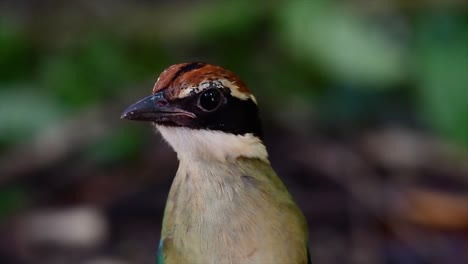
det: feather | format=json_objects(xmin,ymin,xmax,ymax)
[
  {"xmin": 157, "ymin": 239, "xmax": 163, "ymax": 264},
  {"xmin": 160, "ymin": 155, "xmax": 309, "ymax": 264}
]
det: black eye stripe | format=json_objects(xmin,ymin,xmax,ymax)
[{"xmin": 166, "ymin": 88, "xmax": 263, "ymax": 138}]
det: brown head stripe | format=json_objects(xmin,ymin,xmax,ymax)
[{"xmin": 152, "ymin": 63, "xmax": 253, "ymax": 100}]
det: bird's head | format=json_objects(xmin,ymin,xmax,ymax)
[{"xmin": 121, "ymin": 62, "xmax": 268, "ymax": 162}]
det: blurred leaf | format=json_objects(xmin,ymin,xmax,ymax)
[
  {"xmin": 318, "ymin": 85, "xmax": 382, "ymax": 126},
  {"xmin": 84, "ymin": 127, "xmax": 145, "ymax": 164},
  {"xmin": 0, "ymin": 186, "xmax": 28, "ymax": 218},
  {"xmin": 40, "ymin": 34, "xmax": 134, "ymax": 108},
  {"xmin": 123, "ymin": 40, "xmax": 170, "ymax": 78},
  {"xmin": 153, "ymin": 0, "xmax": 268, "ymax": 41},
  {"xmin": 279, "ymin": 0, "xmax": 406, "ymax": 85},
  {"xmin": 414, "ymin": 12, "xmax": 468, "ymax": 145},
  {"xmin": 189, "ymin": 0, "xmax": 268, "ymax": 38},
  {"xmin": 0, "ymin": 22, "xmax": 36, "ymax": 83},
  {"xmin": 0, "ymin": 88, "xmax": 64, "ymax": 147}
]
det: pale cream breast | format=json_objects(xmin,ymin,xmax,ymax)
[{"xmin": 160, "ymin": 157, "xmax": 308, "ymax": 264}]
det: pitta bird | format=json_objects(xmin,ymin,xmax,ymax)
[{"xmin": 121, "ymin": 62, "xmax": 310, "ymax": 264}]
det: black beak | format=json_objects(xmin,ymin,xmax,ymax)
[{"xmin": 121, "ymin": 91, "xmax": 196, "ymax": 122}]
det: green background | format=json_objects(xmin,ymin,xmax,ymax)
[{"xmin": 0, "ymin": 1, "xmax": 467, "ymax": 263}]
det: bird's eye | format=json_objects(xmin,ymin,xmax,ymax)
[{"xmin": 198, "ymin": 88, "xmax": 222, "ymax": 111}]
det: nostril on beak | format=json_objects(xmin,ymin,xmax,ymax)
[{"xmin": 156, "ymin": 100, "xmax": 168, "ymax": 107}]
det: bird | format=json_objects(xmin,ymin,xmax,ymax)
[{"xmin": 121, "ymin": 62, "xmax": 310, "ymax": 264}]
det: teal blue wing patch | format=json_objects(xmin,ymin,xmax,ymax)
[{"xmin": 157, "ymin": 239, "xmax": 163, "ymax": 264}]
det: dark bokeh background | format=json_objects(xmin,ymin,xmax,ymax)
[{"xmin": 1, "ymin": 1, "xmax": 468, "ymax": 263}]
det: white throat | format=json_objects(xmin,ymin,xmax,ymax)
[{"xmin": 156, "ymin": 125, "xmax": 269, "ymax": 163}]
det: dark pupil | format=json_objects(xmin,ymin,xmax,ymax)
[{"xmin": 200, "ymin": 89, "xmax": 221, "ymax": 111}]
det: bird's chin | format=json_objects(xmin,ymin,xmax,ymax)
[
  {"xmin": 153, "ymin": 116, "xmax": 191, "ymax": 128},
  {"xmin": 153, "ymin": 121, "xmax": 178, "ymax": 127}
]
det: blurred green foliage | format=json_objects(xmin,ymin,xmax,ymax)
[
  {"xmin": 0, "ymin": 0, "xmax": 467, "ymax": 152},
  {"xmin": 414, "ymin": 12, "xmax": 468, "ymax": 145},
  {"xmin": 0, "ymin": 186, "xmax": 28, "ymax": 219},
  {"xmin": 0, "ymin": 22, "xmax": 36, "ymax": 83},
  {"xmin": 84, "ymin": 126, "xmax": 146, "ymax": 164},
  {"xmin": 0, "ymin": 88, "xmax": 64, "ymax": 145},
  {"xmin": 280, "ymin": 0, "xmax": 406, "ymax": 85}
]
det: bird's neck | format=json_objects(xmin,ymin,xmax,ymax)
[
  {"xmin": 156, "ymin": 125, "xmax": 269, "ymax": 163},
  {"xmin": 162, "ymin": 157, "xmax": 268, "ymax": 256},
  {"xmin": 157, "ymin": 126, "xmax": 308, "ymax": 263},
  {"xmin": 160, "ymin": 157, "xmax": 308, "ymax": 263},
  {"xmin": 166, "ymin": 156, "xmax": 275, "ymax": 220}
]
